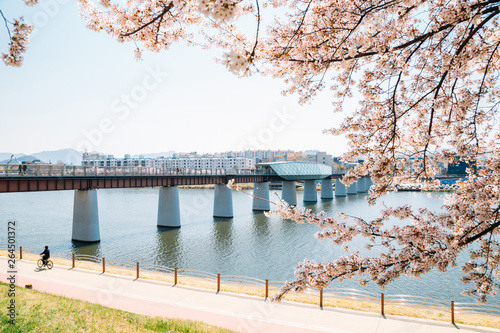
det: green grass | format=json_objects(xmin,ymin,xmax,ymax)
[{"xmin": 0, "ymin": 282, "xmax": 235, "ymax": 333}]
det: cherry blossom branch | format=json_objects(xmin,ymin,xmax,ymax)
[
  {"xmin": 250, "ymin": 0, "xmax": 260, "ymax": 58},
  {"xmin": 0, "ymin": 10, "xmax": 12, "ymax": 40},
  {"xmin": 120, "ymin": 2, "xmax": 174, "ymax": 38}
]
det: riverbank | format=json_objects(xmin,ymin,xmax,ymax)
[
  {"xmin": 0, "ymin": 282, "xmax": 235, "ymax": 333},
  {"xmin": 2, "ymin": 251, "xmax": 498, "ymax": 330},
  {"xmin": 2, "ymin": 257, "xmax": 498, "ymax": 333}
]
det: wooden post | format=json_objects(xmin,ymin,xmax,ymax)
[
  {"xmin": 320, "ymin": 288, "xmax": 323, "ymax": 309},
  {"xmin": 451, "ymin": 301, "xmax": 455, "ymax": 324},
  {"xmin": 136, "ymin": 262, "xmax": 139, "ymax": 279},
  {"xmin": 381, "ymin": 293, "xmax": 385, "ymax": 315},
  {"xmin": 102, "ymin": 258, "xmax": 105, "ymax": 273},
  {"xmin": 217, "ymin": 273, "xmax": 220, "ymax": 293},
  {"xmin": 174, "ymin": 268, "xmax": 178, "ymax": 285},
  {"xmin": 19, "ymin": 246, "xmax": 22, "ymax": 260},
  {"xmin": 265, "ymin": 280, "xmax": 269, "ymax": 300},
  {"xmin": 72, "ymin": 253, "xmax": 75, "ymax": 268}
]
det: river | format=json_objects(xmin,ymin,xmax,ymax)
[{"xmin": 1, "ymin": 187, "xmax": 496, "ymax": 305}]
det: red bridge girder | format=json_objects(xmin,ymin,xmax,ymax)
[{"xmin": 0, "ymin": 175, "xmax": 280, "ymax": 193}]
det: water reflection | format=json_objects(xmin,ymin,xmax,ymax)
[
  {"xmin": 71, "ymin": 241, "xmax": 101, "ymax": 257},
  {"xmin": 250, "ymin": 212, "xmax": 271, "ymax": 239},
  {"xmin": 211, "ymin": 218, "xmax": 235, "ymax": 251},
  {"xmin": 209, "ymin": 218, "xmax": 236, "ymax": 273},
  {"xmin": 154, "ymin": 227, "xmax": 184, "ymax": 267}
]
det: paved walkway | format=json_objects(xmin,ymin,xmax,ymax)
[{"xmin": 1, "ymin": 257, "xmax": 497, "ymax": 333}]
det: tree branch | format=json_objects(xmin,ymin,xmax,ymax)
[{"xmin": 120, "ymin": 2, "xmax": 174, "ymax": 38}]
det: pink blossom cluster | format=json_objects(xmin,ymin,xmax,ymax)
[
  {"xmin": 76, "ymin": 0, "xmax": 254, "ymax": 73},
  {"xmin": 222, "ymin": 50, "xmax": 250, "ymax": 76},
  {"xmin": 197, "ymin": 0, "xmax": 239, "ymax": 23},
  {"xmin": 1, "ymin": 18, "xmax": 33, "ymax": 67}
]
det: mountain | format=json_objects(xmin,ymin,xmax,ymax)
[
  {"xmin": 0, "ymin": 149, "xmax": 178, "ymax": 165},
  {"xmin": 0, "ymin": 154, "xmax": 36, "ymax": 164},
  {"xmin": 32, "ymin": 148, "xmax": 83, "ymax": 165},
  {"xmin": 18, "ymin": 155, "xmax": 39, "ymax": 162},
  {"xmin": 0, "ymin": 153, "xmax": 25, "ymax": 162},
  {"xmin": 0, "ymin": 149, "xmax": 83, "ymax": 165}
]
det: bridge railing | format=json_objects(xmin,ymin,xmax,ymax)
[{"xmin": 0, "ymin": 164, "xmax": 271, "ymax": 178}]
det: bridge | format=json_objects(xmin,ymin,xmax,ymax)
[{"xmin": 0, "ymin": 162, "xmax": 371, "ymax": 243}]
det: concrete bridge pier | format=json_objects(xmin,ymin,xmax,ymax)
[
  {"xmin": 347, "ymin": 181, "xmax": 358, "ymax": 195},
  {"xmin": 72, "ymin": 189, "xmax": 100, "ymax": 242},
  {"xmin": 357, "ymin": 178, "xmax": 366, "ymax": 193},
  {"xmin": 303, "ymin": 180, "xmax": 317, "ymax": 202},
  {"xmin": 366, "ymin": 177, "xmax": 374, "ymax": 192},
  {"xmin": 252, "ymin": 182, "xmax": 270, "ymax": 211},
  {"xmin": 282, "ymin": 181, "xmax": 297, "ymax": 206},
  {"xmin": 321, "ymin": 178, "xmax": 334, "ymax": 199},
  {"xmin": 157, "ymin": 186, "xmax": 181, "ymax": 227},
  {"xmin": 213, "ymin": 184, "xmax": 233, "ymax": 218},
  {"xmin": 335, "ymin": 179, "xmax": 346, "ymax": 196}
]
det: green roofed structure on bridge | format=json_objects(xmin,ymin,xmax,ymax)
[{"xmin": 256, "ymin": 162, "xmax": 333, "ymax": 181}]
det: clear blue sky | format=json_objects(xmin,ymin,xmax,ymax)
[{"xmin": 0, "ymin": 1, "xmax": 350, "ymax": 157}]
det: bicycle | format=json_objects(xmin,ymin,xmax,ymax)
[{"xmin": 37, "ymin": 256, "xmax": 53, "ymax": 269}]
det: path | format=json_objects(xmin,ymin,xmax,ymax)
[{"xmin": 0, "ymin": 258, "xmax": 496, "ymax": 333}]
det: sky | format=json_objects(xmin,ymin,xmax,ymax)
[{"xmin": 0, "ymin": 1, "xmax": 351, "ymax": 158}]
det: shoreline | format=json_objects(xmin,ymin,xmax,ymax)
[{"xmin": 1, "ymin": 250, "xmax": 499, "ymax": 329}]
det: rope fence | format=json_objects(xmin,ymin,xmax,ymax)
[{"xmin": 2, "ymin": 245, "xmax": 500, "ymax": 323}]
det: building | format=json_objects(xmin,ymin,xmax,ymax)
[
  {"xmin": 82, "ymin": 152, "xmax": 154, "ymax": 168},
  {"xmin": 82, "ymin": 150, "xmax": 335, "ymax": 171},
  {"xmin": 154, "ymin": 156, "xmax": 255, "ymax": 170},
  {"xmin": 82, "ymin": 152, "xmax": 254, "ymax": 170}
]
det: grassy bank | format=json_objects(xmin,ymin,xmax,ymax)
[
  {"xmin": 2, "ymin": 251, "xmax": 499, "ymax": 330},
  {"xmin": 0, "ymin": 282, "xmax": 235, "ymax": 333}
]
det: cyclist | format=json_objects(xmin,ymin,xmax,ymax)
[{"xmin": 40, "ymin": 246, "xmax": 50, "ymax": 266}]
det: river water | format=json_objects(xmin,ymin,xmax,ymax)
[{"xmin": 1, "ymin": 188, "xmax": 496, "ymax": 305}]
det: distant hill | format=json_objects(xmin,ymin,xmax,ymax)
[
  {"xmin": 0, "ymin": 148, "xmax": 83, "ymax": 165},
  {"xmin": 0, "ymin": 149, "xmax": 178, "ymax": 164},
  {"xmin": 0, "ymin": 154, "xmax": 37, "ymax": 164},
  {"xmin": 32, "ymin": 148, "xmax": 83, "ymax": 165},
  {"xmin": 0, "ymin": 153, "xmax": 25, "ymax": 162},
  {"xmin": 18, "ymin": 155, "xmax": 40, "ymax": 162}
]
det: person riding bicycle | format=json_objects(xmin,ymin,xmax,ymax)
[{"xmin": 40, "ymin": 246, "xmax": 50, "ymax": 266}]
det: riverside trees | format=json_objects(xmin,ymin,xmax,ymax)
[{"xmin": 5, "ymin": 0, "xmax": 500, "ymax": 302}]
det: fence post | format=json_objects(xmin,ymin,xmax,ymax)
[
  {"xmin": 265, "ymin": 279, "xmax": 269, "ymax": 300},
  {"xmin": 174, "ymin": 267, "xmax": 178, "ymax": 285},
  {"xmin": 451, "ymin": 301, "xmax": 455, "ymax": 324},
  {"xmin": 72, "ymin": 253, "xmax": 75, "ymax": 268},
  {"xmin": 320, "ymin": 288, "xmax": 323, "ymax": 309},
  {"xmin": 136, "ymin": 262, "xmax": 139, "ymax": 279},
  {"xmin": 102, "ymin": 258, "xmax": 105, "ymax": 273},
  {"xmin": 19, "ymin": 246, "xmax": 22, "ymax": 260},
  {"xmin": 217, "ymin": 273, "xmax": 220, "ymax": 293},
  {"xmin": 381, "ymin": 293, "xmax": 385, "ymax": 316}
]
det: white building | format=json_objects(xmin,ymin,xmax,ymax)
[
  {"xmin": 82, "ymin": 150, "xmax": 333, "ymax": 169},
  {"xmin": 82, "ymin": 152, "xmax": 254, "ymax": 170},
  {"xmin": 82, "ymin": 152, "xmax": 154, "ymax": 168},
  {"xmin": 154, "ymin": 156, "xmax": 255, "ymax": 170}
]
